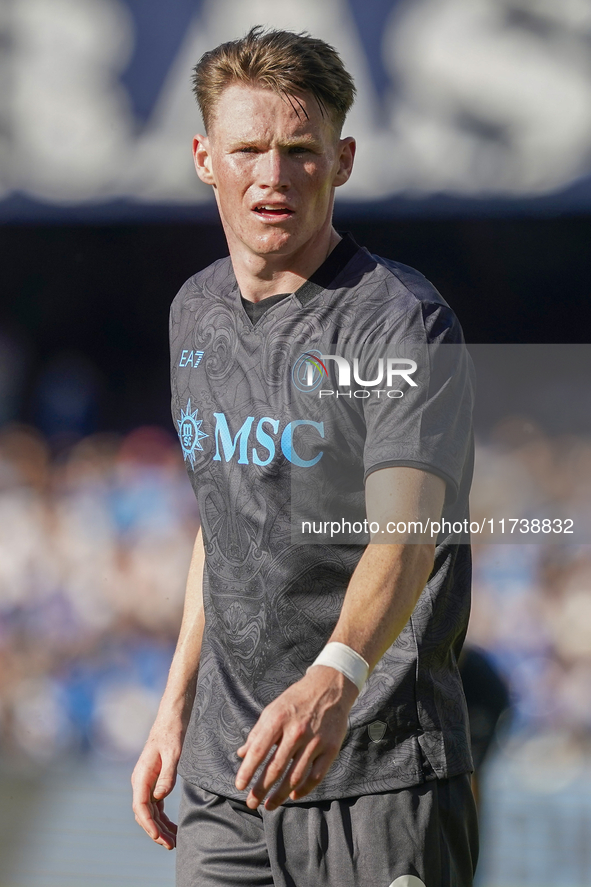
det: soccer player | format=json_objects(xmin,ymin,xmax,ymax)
[{"xmin": 132, "ymin": 26, "xmax": 478, "ymax": 887}]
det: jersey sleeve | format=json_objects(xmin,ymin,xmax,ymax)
[{"xmin": 361, "ymin": 300, "xmax": 474, "ymax": 504}]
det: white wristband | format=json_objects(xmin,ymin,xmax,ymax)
[{"xmin": 307, "ymin": 642, "xmax": 370, "ymax": 693}]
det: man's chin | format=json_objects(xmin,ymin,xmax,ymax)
[
  {"xmin": 249, "ymin": 230, "xmax": 303, "ymax": 257},
  {"xmin": 222, "ymin": 216, "xmax": 330, "ymax": 262}
]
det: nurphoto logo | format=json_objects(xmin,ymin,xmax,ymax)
[
  {"xmin": 291, "ymin": 350, "xmax": 328, "ymax": 392},
  {"xmin": 292, "ymin": 351, "xmax": 418, "ymax": 398}
]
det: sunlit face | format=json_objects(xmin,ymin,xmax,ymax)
[{"xmin": 193, "ymin": 84, "xmax": 355, "ymax": 263}]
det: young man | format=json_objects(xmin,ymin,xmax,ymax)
[{"xmin": 132, "ymin": 27, "xmax": 478, "ymax": 887}]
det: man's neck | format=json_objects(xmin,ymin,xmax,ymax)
[{"xmin": 226, "ymin": 227, "xmax": 342, "ymax": 303}]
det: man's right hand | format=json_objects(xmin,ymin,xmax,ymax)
[{"xmin": 131, "ymin": 719, "xmax": 184, "ymax": 850}]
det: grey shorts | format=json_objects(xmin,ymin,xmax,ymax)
[{"xmin": 175, "ymin": 774, "xmax": 478, "ymax": 887}]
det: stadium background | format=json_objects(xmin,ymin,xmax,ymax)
[{"xmin": 1, "ymin": 1, "xmax": 591, "ymax": 885}]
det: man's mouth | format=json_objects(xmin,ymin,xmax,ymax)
[{"xmin": 253, "ymin": 205, "xmax": 295, "ymax": 218}]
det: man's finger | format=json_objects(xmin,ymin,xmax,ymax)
[
  {"xmin": 289, "ymin": 753, "xmax": 332, "ymax": 801},
  {"xmin": 235, "ymin": 719, "xmax": 282, "ymax": 791},
  {"xmin": 132, "ymin": 779, "xmax": 160, "ymax": 841},
  {"xmin": 154, "ymin": 830, "xmax": 176, "ymax": 851},
  {"xmin": 150, "ymin": 802, "xmax": 177, "ymax": 850},
  {"xmin": 264, "ymin": 753, "xmax": 312, "ymax": 811},
  {"xmin": 286, "ymin": 738, "xmax": 321, "ymax": 788},
  {"xmin": 134, "ymin": 808, "xmax": 158, "ymax": 841},
  {"xmin": 154, "ymin": 799, "xmax": 179, "ymax": 836},
  {"xmin": 134, "ymin": 798, "xmax": 169, "ymax": 841},
  {"xmin": 154, "ymin": 826, "xmax": 177, "ymax": 849},
  {"xmin": 153, "ymin": 759, "xmax": 178, "ymax": 800},
  {"xmin": 154, "ymin": 825, "xmax": 176, "ymax": 849},
  {"xmin": 249, "ymin": 730, "xmax": 309, "ymax": 803},
  {"xmin": 132, "ymin": 768, "xmax": 177, "ymax": 849}
]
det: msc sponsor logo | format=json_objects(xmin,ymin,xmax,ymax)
[
  {"xmin": 213, "ymin": 413, "xmax": 324, "ymax": 468},
  {"xmin": 179, "ymin": 349, "xmax": 204, "ymax": 368},
  {"xmin": 176, "ymin": 403, "xmax": 325, "ymax": 468},
  {"xmin": 293, "ymin": 353, "xmax": 418, "ymax": 398},
  {"xmin": 177, "ymin": 399, "xmax": 208, "ymax": 468}
]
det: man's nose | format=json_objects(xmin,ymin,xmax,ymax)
[{"xmin": 257, "ymin": 149, "xmax": 290, "ymax": 190}]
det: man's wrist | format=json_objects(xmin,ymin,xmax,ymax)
[{"xmin": 307, "ymin": 642, "xmax": 369, "ymax": 693}]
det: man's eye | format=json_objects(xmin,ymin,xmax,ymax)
[
  {"xmin": 238, "ymin": 147, "xmax": 258, "ymax": 154},
  {"xmin": 289, "ymin": 146, "xmax": 309, "ymax": 155}
]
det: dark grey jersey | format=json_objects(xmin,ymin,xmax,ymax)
[{"xmin": 170, "ymin": 235, "xmax": 475, "ymax": 801}]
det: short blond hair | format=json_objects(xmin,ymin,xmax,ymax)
[{"xmin": 192, "ymin": 26, "xmax": 356, "ymax": 133}]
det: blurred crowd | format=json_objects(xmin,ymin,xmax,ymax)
[
  {"xmin": 0, "ymin": 424, "xmax": 198, "ymax": 765},
  {"xmin": 468, "ymin": 418, "xmax": 591, "ymax": 766},
  {"xmin": 0, "ymin": 418, "xmax": 590, "ymax": 769}
]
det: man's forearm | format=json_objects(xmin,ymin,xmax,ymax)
[
  {"xmin": 326, "ymin": 466, "xmax": 444, "ymax": 675},
  {"xmin": 328, "ymin": 541, "xmax": 435, "ymax": 672},
  {"xmin": 131, "ymin": 528, "xmax": 206, "ymax": 848},
  {"xmin": 158, "ymin": 527, "xmax": 206, "ymax": 724}
]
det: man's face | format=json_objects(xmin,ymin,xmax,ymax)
[{"xmin": 193, "ymin": 84, "xmax": 355, "ymax": 262}]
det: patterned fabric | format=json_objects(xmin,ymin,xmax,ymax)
[{"xmin": 170, "ymin": 234, "xmax": 475, "ymax": 801}]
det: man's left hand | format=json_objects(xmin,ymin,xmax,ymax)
[{"xmin": 235, "ymin": 665, "xmax": 359, "ymax": 810}]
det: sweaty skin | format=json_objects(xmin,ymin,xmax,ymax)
[{"xmin": 131, "ymin": 82, "xmax": 446, "ymax": 844}]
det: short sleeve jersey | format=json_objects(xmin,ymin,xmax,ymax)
[{"xmin": 169, "ymin": 234, "xmax": 475, "ymax": 801}]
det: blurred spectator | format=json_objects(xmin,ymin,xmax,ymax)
[{"xmin": 459, "ymin": 645, "xmax": 511, "ymax": 808}]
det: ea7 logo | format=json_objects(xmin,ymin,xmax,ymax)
[{"xmin": 179, "ymin": 349, "xmax": 204, "ymax": 368}]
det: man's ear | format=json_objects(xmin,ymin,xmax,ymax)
[
  {"xmin": 193, "ymin": 134, "xmax": 215, "ymax": 186},
  {"xmin": 333, "ymin": 136, "xmax": 356, "ymax": 188}
]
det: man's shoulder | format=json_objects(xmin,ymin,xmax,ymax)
[
  {"xmin": 344, "ymin": 242, "xmax": 463, "ymax": 342},
  {"xmin": 354, "ymin": 246, "xmax": 447, "ymax": 309},
  {"xmin": 171, "ymin": 255, "xmax": 235, "ymax": 310}
]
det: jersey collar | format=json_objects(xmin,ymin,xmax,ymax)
[{"xmin": 294, "ymin": 233, "xmax": 361, "ymax": 307}]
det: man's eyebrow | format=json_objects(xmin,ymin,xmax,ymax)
[
  {"xmin": 281, "ymin": 134, "xmax": 321, "ymax": 146},
  {"xmin": 229, "ymin": 134, "xmax": 322, "ymax": 148},
  {"xmin": 229, "ymin": 138, "xmax": 260, "ymax": 146}
]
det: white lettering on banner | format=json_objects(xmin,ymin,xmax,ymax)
[
  {"xmin": 376, "ymin": 0, "xmax": 591, "ymax": 195},
  {"xmin": 3, "ymin": 0, "xmax": 591, "ymax": 204},
  {"xmin": 11, "ymin": 0, "xmax": 135, "ymax": 199}
]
